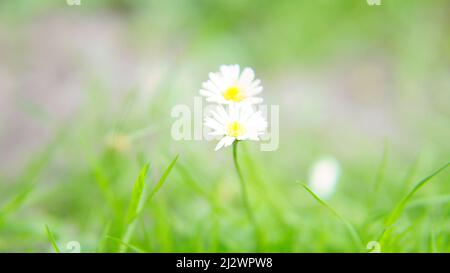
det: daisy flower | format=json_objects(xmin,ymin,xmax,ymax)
[
  {"xmin": 200, "ymin": 64, "xmax": 263, "ymax": 105},
  {"xmin": 204, "ymin": 104, "xmax": 267, "ymax": 151}
]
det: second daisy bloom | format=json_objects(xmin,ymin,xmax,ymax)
[{"xmin": 205, "ymin": 104, "xmax": 267, "ymax": 151}]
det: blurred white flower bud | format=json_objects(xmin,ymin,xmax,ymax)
[{"xmin": 308, "ymin": 157, "xmax": 341, "ymax": 200}]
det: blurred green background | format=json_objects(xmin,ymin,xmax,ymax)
[{"xmin": 0, "ymin": 0, "xmax": 449, "ymax": 252}]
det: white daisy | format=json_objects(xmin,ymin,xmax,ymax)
[
  {"xmin": 308, "ymin": 157, "xmax": 341, "ymax": 200},
  {"xmin": 200, "ymin": 64, "xmax": 263, "ymax": 105},
  {"xmin": 204, "ymin": 104, "xmax": 267, "ymax": 151}
]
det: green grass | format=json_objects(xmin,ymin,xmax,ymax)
[
  {"xmin": 119, "ymin": 162, "xmax": 150, "ymax": 252},
  {"xmin": 299, "ymin": 183, "xmax": 363, "ymax": 251},
  {"xmin": 378, "ymin": 163, "xmax": 450, "ymax": 245},
  {"xmin": 1, "ymin": 105, "xmax": 447, "ymax": 252},
  {"xmin": 45, "ymin": 225, "xmax": 60, "ymax": 253}
]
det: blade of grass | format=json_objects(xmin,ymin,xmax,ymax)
[
  {"xmin": 1, "ymin": 128, "xmax": 64, "ymax": 221},
  {"xmin": 151, "ymin": 198, "xmax": 173, "ymax": 251},
  {"xmin": 120, "ymin": 155, "xmax": 178, "ymax": 252},
  {"xmin": 299, "ymin": 183, "xmax": 363, "ymax": 250},
  {"xmin": 379, "ymin": 162, "xmax": 449, "ymax": 243},
  {"xmin": 145, "ymin": 155, "xmax": 179, "ymax": 205},
  {"xmin": 136, "ymin": 155, "xmax": 179, "ymax": 252},
  {"xmin": 107, "ymin": 236, "xmax": 145, "ymax": 253},
  {"xmin": 15, "ymin": 125, "xmax": 66, "ymax": 185},
  {"xmin": 384, "ymin": 162, "xmax": 449, "ymax": 228},
  {"xmin": 176, "ymin": 160, "xmax": 222, "ymax": 212},
  {"xmin": 45, "ymin": 225, "xmax": 60, "ymax": 253},
  {"xmin": 141, "ymin": 220, "xmax": 152, "ymax": 252},
  {"xmin": 92, "ymin": 164, "xmax": 118, "ymax": 213},
  {"xmin": 119, "ymin": 162, "xmax": 150, "ymax": 252},
  {"xmin": 0, "ymin": 184, "xmax": 35, "ymax": 220},
  {"xmin": 127, "ymin": 163, "xmax": 150, "ymax": 224},
  {"xmin": 405, "ymin": 194, "xmax": 450, "ymax": 210},
  {"xmin": 403, "ymin": 157, "xmax": 420, "ymax": 189},
  {"xmin": 408, "ymin": 194, "xmax": 450, "ymax": 208}
]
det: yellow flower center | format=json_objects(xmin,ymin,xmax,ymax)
[
  {"xmin": 227, "ymin": 121, "xmax": 246, "ymax": 137},
  {"xmin": 223, "ymin": 86, "xmax": 245, "ymax": 102}
]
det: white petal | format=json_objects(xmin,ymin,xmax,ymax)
[
  {"xmin": 209, "ymin": 72, "xmax": 226, "ymax": 90},
  {"xmin": 247, "ymin": 86, "xmax": 263, "ymax": 96},
  {"xmin": 205, "ymin": 121, "xmax": 224, "ymax": 132},
  {"xmin": 200, "ymin": 89, "xmax": 216, "ymax": 97},
  {"xmin": 250, "ymin": 79, "xmax": 261, "ymax": 89},
  {"xmin": 210, "ymin": 110, "xmax": 226, "ymax": 125},
  {"xmin": 202, "ymin": 80, "xmax": 221, "ymax": 94},
  {"xmin": 238, "ymin": 67, "xmax": 255, "ymax": 86},
  {"xmin": 209, "ymin": 130, "xmax": 226, "ymax": 136},
  {"xmin": 205, "ymin": 96, "xmax": 225, "ymax": 104},
  {"xmin": 245, "ymin": 97, "xmax": 263, "ymax": 104},
  {"xmin": 223, "ymin": 136, "xmax": 236, "ymax": 147},
  {"xmin": 216, "ymin": 105, "xmax": 229, "ymax": 122},
  {"xmin": 215, "ymin": 137, "xmax": 228, "ymax": 151},
  {"xmin": 219, "ymin": 65, "xmax": 238, "ymax": 85}
]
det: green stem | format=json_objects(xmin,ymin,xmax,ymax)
[
  {"xmin": 232, "ymin": 141, "xmax": 261, "ymax": 249},
  {"xmin": 119, "ymin": 221, "xmax": 136, "ymax": 253}
]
